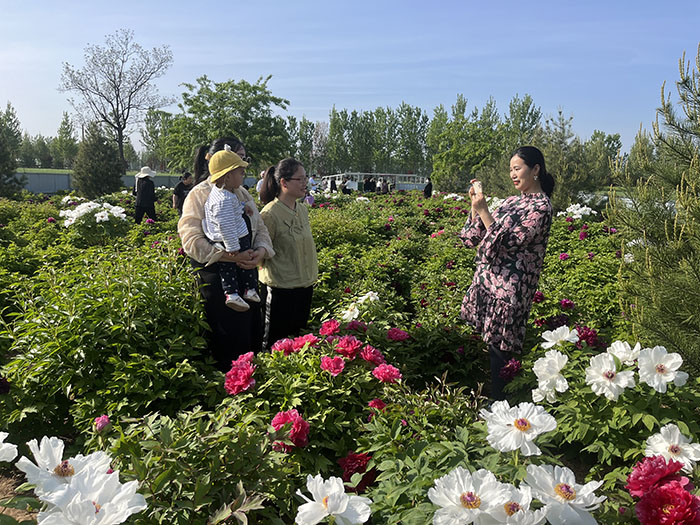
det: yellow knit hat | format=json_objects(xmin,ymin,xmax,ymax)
[{"xmin": 208, "ymin": 150, "xmax": 249, "ymax": 182}]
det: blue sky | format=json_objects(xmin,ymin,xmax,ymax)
[{"xmin": 1, "ymin": 1, "xmax": 699, "ymax": 152}]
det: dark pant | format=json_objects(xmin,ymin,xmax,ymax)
[
  {"xmin": 218, "ymin": 235, "xmax": 257, "ymax": 296},
  {"xmin": 489, "ymin": 344, "xmax": 509, "ymax": 401},
  {"xmin": 194, "ymin": 261, "xmax": 262, "ymax": 371},
  {"xmin": 261, "ymin": 285, "xmax": 313, "ymax": 349},
  {"xmin": 135, "ymin": 205, "xmax": 156, "ymax": 224}
]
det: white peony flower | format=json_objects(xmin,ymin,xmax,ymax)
[
  {"xmin": 556, "ymin": 203, "xmax": 597, "ymax": 219},
  {"xmin": 295, "ymin": 474, "xmax": 372, "ymax": 525},
  {"xmin": 0, "ymin": 432, "xmax": 18, "ymax": 462},
  {"xmin": 95, "ymin": 211, "xmax": 110, "ymax": 223},
  {"xmin": 15, "ymin": 436, "xmax": 111, "ymax": 498},
  {"xmin": 479, "ymin": 401, "xmax": 557, "ymax": 456},
  {"xmin": 479, "ymin": 484, "xmax": 546, "ymax": 525},
  {"xmin": 443, "ymin": 193, "xmax": 465, "ymax": 201},
  {"xmin": 524, "ymin": 464, "xmax": 605, "ymax": 525},
  {"xmin": 532, "ymin": 350, "xmax": 569, "ymax": 403},
  {"xmin": 645, "ymin": 423, "xmax": 700, "ymax": 473},
  {"xmin": 638, "ymin": 346, "xmax": 688, "ymax": 393},
  {"xmin": 541, "ymin": 326, "xmax": 579, "ymax": 349},
  {"xmin": 357, "ymin": 291, "xmax": 379, "ymax": 304},
  {"xmin": 340, "ymin": 304, "xmax": 360, "ymax": 322},
  {"xmin": 428, "ymin": 467, "xmax": 508, "ymax": 525},
  {"xmin": 623, "ymin": 253, "xmax": 634, "ymax": 263},
  {"xmin": 355, "ymin": 196, "xmax": 370, "ymax": 203},
  {"xmin": 585, "ymin": 353, "xmax": 636, "ymax": 401},
  {"xmin": 606, "ymin": 340, "xmax": 640, "ymax": 366}
]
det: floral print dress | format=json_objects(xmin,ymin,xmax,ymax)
[{"xmin": 460, "ymin": 192, "xmax": 552, "ymax": 353}]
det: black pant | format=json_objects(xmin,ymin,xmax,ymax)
[
  {"xmin": 134, "ymin": 205, "xmax": 156, "ymax": 224},
  {"xmin": 262, "ymin": 285, "xmax": 313, "ymax": 349},
  {"xmin": 194, "ymin": 261, "xmax": 262, "ymax": 371},
  {"xmin": 218, "ymin": 234, "xmax": 257, "ymax": 296},
  {"xmin": 489, "ymin": 344, "xmax": 509, "ymax": 401}
]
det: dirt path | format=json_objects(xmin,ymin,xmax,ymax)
[{"xmin": 0, "ymin": 473, "xmax": 37, "ymax": 522}]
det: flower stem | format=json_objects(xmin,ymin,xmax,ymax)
[{"xmin": 513, "ymin": 449, "xmax": 519, "ymax": 467}]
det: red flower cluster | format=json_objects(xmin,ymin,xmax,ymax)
[
  {"xmin": 335, "ymin": 335, "xmax": 363, "ymax": 359},
  {"xmin": 345, "ymin": 320, "xmax": 367, "ymax": 332},
  {"xmin": 271, "ymin": 338, "xmax": 296, "ymax": 356},
  {"xmin": 575, "ymin": 324, "xmax": 603, "ymax": 349},
  {"xmin": 224, "ymin": 352, "xmax": 256, "ymax": 395},
  {"xmin": 321, "ymin": 356, "xmax": 345, "ymax": 376},
  {"xmin": 372, "ymin": 364, "xmax": 402, "ymax": 383},
  {"xmin": 387, "ymin": 328, "xmax": 410, "ymax": 341},
  {"xmin": 360, "ymin": 345, "xmax": 386, "ymax": 366},
  {"xmin": 626, "ymin": 456, "xmax": 688, "ymax": 498},
  {"xmin": 293, "ymin": 333, "xmax": 320, "ymax": 351},
  {"xmin": 270, "ymin": 409, "xmax": 310, "ymax": 452},
  {"xmin": 338, "ymin": 451, "xmax": 377, "ymax": 493},
  {"xmin": 319, "ymin": 319, "xmax": 341, "ymax": 336}
]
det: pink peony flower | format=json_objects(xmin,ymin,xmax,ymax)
[
  {"xmin": 271, "ymin": 338, "xmax": 297, "ymax": 356},
  {"xmin": 94, "ymin": 415, "xmax": 111, "ymax": 433},
  {"xmin": 579, "ymin": 230, "xmax": 588, "ymax": 240},
  {"xmin": 387, "ymin": 328, "xmax": 410, "ymax": 341},
  {"xmin": 635, "ymin": 480, "xmax": 700, "ymax": 524},
  {"xmin": 145, "ymin": 218, "xmax": 155, "ymax": 224},
  {"xmin": 372, "ymin": 364, "xmax": 402, "ymax": 383},
  {"xmin": 345, "ymin": 320, "xmax": 367, "ymax": 332},
  {"xmin": 560, "ymin": 298, "xmax": 575, "ymax": 310},
  {"xmin": 47, "ymin": 217, "xmax": 56, "ymax": 224},
  {"xmin": 360, "ymin": 345, "xmax": 386, "ymax": 366},
  {"xmin": 319, "ymin": 319, "xmax": 341, "ymax": 336},
  {"xmin": 320, "ymin": 356, "xmax": 345, "ymax": 376},
  {"xmin": 335, "ymin": 335, "xmax": 363, "ymax": 360},
  {"xmin": 338, "ymin": 451, "xmax": 377, "ymax": 493},
  {"xmin": 559, "ymin": 252, "xmax": 570, "ymax": 261},
  {"xmin": 626, "ymin": 456, "xmax": 689, "ymax": 499},
  {"xmin": 224, "ymin": 352, "xmax": 256, "ymax": 395},
  {"xmin": 368, "ymin": 398, "xmax": 386, "ymax": 412},
  {"xmin": 292, "ymin": 333, "xmax": 320, "ymax": 351},
  {"xmin": 270, "ymin": 409, "xmax": 310, "ymax": 451}
]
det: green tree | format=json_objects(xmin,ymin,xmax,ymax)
[
  {"xmin": 0, "ymin": 129, "xmax": 23, "ymax": 197},
  {"xmin": 72, "ymin": 122, "xmax": 124, "ymax": 198},
  {"xmin": 19, "ymin": 132, "xmax": 36, "ymax": 168},
  {"xmin": 608, "ymin": 44, "xmax": 700, "ymax": 373},
  {"xmin": 581, "ymin": 130, "xmax": 621, "ymax": 190},
  {"xmin": 165, "ymin": 75, "xmax": 290, "ymax": 172},
  {"xmin": 0, "ymin": 102, "xmax": 22, "ymax": 156},
  {"xmin": 396, "ymin": 102, "xmax": 429, "ymax": 175},
  {"xmin": 373, "ymin": 106, "xmax": 399, "ymax": 173},
  {"xmin": 347, "ymin": 110, "xmax": 374, "ymax": 172},
  {"xmin": 60, "ymin": 29, "xmax": 173, "ymax": 171},
  {"xmin": 288, "ymin": 116, "xmax": 315, "ymax": 174},
  {"xmin": 34, "ymin": 134, "xmax": 53, "ymax": 168},
  {"xmin": 140, "ymin": 109, "xmax": 172, "ymax": 171},
  {"xmin": 325, "ymin": 107, "xmax": 351, "ymax": 173},
  {"xmin": 312, "ymin": 121, "xmax": 330, "ymax": 175},
  {"xmin": 51, "ymin": 112, "xmax": 79, "ymax": 169},
  {"xmin": 626, "ymin": 127, "xmax": 657, "ymax": 183}
]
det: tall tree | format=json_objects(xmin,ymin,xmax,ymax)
[
  {"xmin": 19, "ymin": 132, "xmax": 35, "ymax": 168},
  {"xmin": 34, "ymin": 135, "xmax": 53, "ymax": 168},
  {"xmin": 0, "ymin": 129, "xmax": 23, "ymax": 197},
  {"xmin": 312, "ymin": 121, "xmax": 330, "ymax": 175},
  {"xmin": 59, "ymin": 29, "xmax": 173, "ymax": 171},
  {"xmin": 140, "ymin": 108, "xmax": 172, "ymax": 171},
  {"xmin": 326, "ymin": 107, "xmax": 351, "ymax": 174},
  {"xmin": 72, "ymin": 122, "xmax": 123, "ymax": 198},
  {"xmin": 51, "ymin": 112, "xmax": 79, "ymax": 169},
  {"xmin": 396, "ymin": 103, "xmax": 429, "ymax": 175},
  {"xmin": 373, "ymin": 106, "xmax": 399, "ymax": 173},
  {"xmin": 0, "ymin": 103, "xmax": 22, "ymax": 156},
  {"xmin": 626, "ymin": 127, "xmax": 657, "ymax": 183}
]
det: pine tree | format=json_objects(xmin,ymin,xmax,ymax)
[
  {"xmin": 609, "ymin": 44, "xmax": 700, "ymax": 373},
  {"xmin": 52, "ymin": 112, "xmax": 79, "ymax": 169},
  {"xmin": 72, "ymin": 123, "xmax": 123, "ymax": 198},
  {"xmin": 0, "ymin": 103, "xmax": 25, "ymax": 196}
]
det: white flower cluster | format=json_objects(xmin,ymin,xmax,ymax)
[
  {"xmin": 428, "ymin": 464, "xmax": 604, "ymax": 524},
  {"xmin": 480, "ymin": 400, "xmax": 557, "ymax": 456},
  {"xmin": 296, "ymin": 474, "xmax": 372, "ymax": 524},
  {"xmin": 59, "ymin": 201, "xmax": 128, "ymax": 227},
  {"xmin": 442, "ymin": 193, "xmax": 466, "ymax": 201},
  {"xmin": 339, "ymin": 291, "xmax": 379, "ymax": 322},
  {"xmin": 355, "ymin": 196, "xmax": 370, "ymax": 203},
  {"xmin": 533, "ymin": 330, "xmax": 689, "ymax": 403},
  {"xmin": 556, "ymin": 203, "xmax": 597, "ymax": 219},
  {"xmin": 60, "ymin": 195, "xmax": 85, "ymax": 205},
  {"xmin": 2, "ymin": 435, "xmax": 146, "ymax": 524},
  {"xmin": 645, "ymin": 423, "xmax": 700, "ymax": 473}
]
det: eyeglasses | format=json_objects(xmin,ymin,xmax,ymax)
[
  {"xmin": 288, "ymin": 177, "xmax": 308, "ymax": 182},
  {"xmin": 239, "ymin": 155, "xmax": 252, "ymax": 163}
]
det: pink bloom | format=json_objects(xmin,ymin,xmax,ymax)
[
  {"xmin": 94, "ymin": 415, "xmax": 111, "ymax": 433},
  {"xmin": 567, "ymin": 225, "xmax": 575, "ymax": 232},
  {"xmin": 387, "ymin": 328, "xmax": 410, "ymax": 342},
  {"xmin": 320, "ymin": 319, "xmax": 341, "ymax": 336},
  {"xmin": 270, "ymin": 409, "xmax": 310, "ymax": 451},
  {"xmin": 559, "ymin": 253, "xmax": 570, "ymax": 261},
  {"xmin": 360, "ymin": 345, "xmax": 386, "ymax": 365},
  {"xmin": 321, "ymin": 356, "xmax": 345, "ymax": 376},
  {"xmin": 635, "ymin": 480, "xmax": 700, "ymax": 524},
  {"xmin": 372, "ymin": 364, "xmax": 402, "ymax": 383},
  {"xmin": 368, "ymin": 398, "xmax": 386, "ymax": 412},
  {"xmin": 292, "ymin": 333, "xmax": 320, "ymax": 351},
  {"xmin": 588, "ymin": 252, "xmax": 595, "ymax": 260},
  {"xmin": 560, "ymin": 298, "xmax": 575, "ymax": 310},
  {"xmin": 47, "ymin": 217, "xmax": 56, "ymax": 224},
  {"xmin": 335, "ymin": 335, "xmax": 363, "ymax": 360},
  {"xmin": 610, "ymin": 227, "xmax": 618, "ymax": 234},
  {"xmin": 177, "ymin": 247, "xmax": 185, "ymax": 256},
  {"xmin": 346, "ymin": 320, "xmax": 367, "ymax": 332},
  {"xmin": 533, "ymin": 291, "xmax": 545, "ymax": 303},
  {"xmin": 271, "ymin": 338, "xmax": 297, "ymax": 356},
  {"xmin": 145, "ymin": 218, "xmax": 155, "ymax": 224},
  {"xmin": 626, "ymin": 456, "xmax": 689, "ymax": 499},
  {"xmin": 224, "ymin": 352, "xmax": 256, "ymax": 395}
]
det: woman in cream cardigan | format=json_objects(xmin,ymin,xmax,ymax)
[{"xmin": 178, "ymin": 137, "xmax": 274, "ymax": 369}]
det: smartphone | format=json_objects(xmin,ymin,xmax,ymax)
[{"xmin": 470, "ymin": 178, "xmax": 483, "ymax": 194}]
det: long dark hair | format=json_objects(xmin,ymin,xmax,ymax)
[
  {"xmin": 193, "ymin": 136, "xmax": 245, "ymax": 185},
  {"xmin": 512, "ymin": 146, "xmax": 555, "ymax": 198},
  {"xmin": 259, "ymin": 158, "xmax": 303, "ymax": 205}
]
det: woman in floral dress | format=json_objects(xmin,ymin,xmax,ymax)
[{"xmin": 460, "ymin": 146, "xmax": 555, "ymax": 400}]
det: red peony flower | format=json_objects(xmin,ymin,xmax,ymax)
[
  {"xmin": 335, "ymin": 335, "xmax": 363, "ymax": 360},
  {"xmin": 533, "ymin": 291, "xmax": 545, "ymax": 303},
  {"xmin": 321, "ymin": 356, "xmax": 345, "ymax": 377},
  {"xmin": 559, "ymin": 253, "xmax": 570, "ymax": 261},
  {"xmin": 579, "ymin": 230, "xmax": 588, "ymax": 240},
  {"xmin": 320, "ymin": 319, "xmax": 341, "ymax": 336},
  {"xmin": 368, "ymin": 398, "xmax": 386, "ymax": 412},
  {"xmin": 636, "ymin": 480, "xmax": 700, "ymax": 525},
  {"xmin": 499, "ymin": 359, "xmax": 522, "ymax": 381},
  {"xmin": 224, "ymin": 352, "xmax": 256, "ymax": 395},
  {"xmin": 270, "ymin": 409, "xmax": 310, "ymax": 451},
  {"xmin": 345, "ymin": 320, "xmax": 367, "ymax": 332},
  {"xmin": 271, "ymin": 338, "xmax": 297, "ymax": 356},
  {"xmin": 560, "ymin": 298, "xmax": 575, "ymax": 310},
  {"xmin": 387, "ymin": 328, "xmax": 410, "ymax": 341},
  {"xmin": 626, "ymin": 456, "xmax": 689, "ymax": 499},
  {"xmin": 360, "ymin": 345, "xmax": 386, "ymax": 366},
  {"xmin": 338, "ymin": 451, "xmax": 377, "ymax": 492},
  {"xmin": 372, "ymin": 364, "xmax": 402, "ymax": 383},
  {"xmin": 292, "ymin": 333, "xmax": 320, "ymax": 351}
]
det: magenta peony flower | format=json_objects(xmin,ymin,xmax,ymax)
[
  {"xmin": 626, "ymin": 456, "xmax": 689, "ymax": 499},
  {"xmin": 579, "ymin": 230, "xmax": 588, "ymax": 240},
  {"xmin": 588, "ymin": 252, "xmax": 595, "ymax": 260},
  {"xmin": 387, "ymin": 328, "xmax": 410, "ymax": 341},
  {"xmin": 224, "ymin": 352, "xmax": 256, "ymax": 395},
  {"xmin": 47, "ymin": 217, "xmax": 56, "ymax": 224},
  {"xmin": 575, "ymin": 324, "xmax": 603, "ymax": 349},
  {"xmin": 360, "ymin": 345, "xmax": 386, "ymax": 366},
  {"xmin": 559, "ymin": 253, "xmax": 570, "ymax": 261},
  {"xmin": 499, "ymin": 359, "xmax": 522, "ymax": 381},
  {"xmin": 320, "ymin": 356, "xmax": 345, "ymax": 377},
  {"xmin": 560, "ymin": 298, "xmax": 575, "ymax": 310},
  {"xmin": 565, "ymin": 216, "xmax": 574, "ymax": 222},
  {"xmin": 94, "ymin": 415, "xmax": 111, "ymax": 433},
  {"xmin": 145, "ymin": 218, "xmax": 155, "ymax": 224},
  {"xmin": 319, "ymin": 319, "xmax": 340, "ymax": 336},
  {"xmin": 177, "ymin": 247, "xmax": 185, "ymax": 256},
  {"xmin": 335, "ymin": 335, "xmax": 363, "ymax": 360},
  {"xmin": 635, "ymin": 480, "xmax": 700, "ymax": 524},
  {"xmin": 271, "ymin": 409, "xmax": 310, "ymax": 451},
  {"xmin": 372, "ymin": 364, "xmax": 402, "ymax": 383},
  {"xmin": 292, "ymin": 333, "xmax": 320, "ymax": 351},
  {"xmin": 533, "ymin": 291, "xmax": 545, "ymax": 303},
  {"xmin": 271, "ymin": 338, "xmax": 297, "ymax": 356},
  {"xmin": 338, "ymin": 451, "xmax": 376, "ymax": 493},
  {"xmin": 368, "ymin": 398, "xmax": 387, "ymax": 415},
  {"xmin": 346, "ymin": 320, "xmax": 367, "ymax": 332}
]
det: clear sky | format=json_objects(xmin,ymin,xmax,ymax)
[{"xmin": 1, "ymin": 0, "xmax": 699, "ymax": 152}]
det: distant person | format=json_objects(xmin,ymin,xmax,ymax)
[
  {"xmin": 308, "ymin": 174, "xmax": 318, "ymax": 193},
  {"xmin": 330, "ymin": 178, "xmax": 337, "ymax": 193},
  {"xmin": 363, "ymin": 176, "xmax": 372, "ymax": 192},
  {"xmin": 133, "ymin": 167, "xmax": 157, "ymax": 224},
  {"xmin": 256, "ymin": 170, "xmax": 265, "ymax": 194},
  {"xmin": 304, "ymin": 190, "xmax": 315, "ymax": 206},
  {"xmin": 173, "ymin": 172, "xmax": 194, "ymax": 215},
  {"xmin": 380, "ymin": 179, "xmax": 389, "ymax": 194},
  {"xmin": 423, "ymin": 177, "xmax": 433, "ymax": 199}
]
